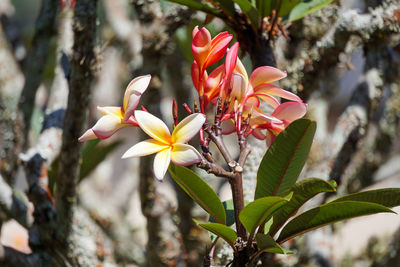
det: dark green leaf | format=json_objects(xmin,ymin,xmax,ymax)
[
  {"xmin": 255, "ymin": 119, "xmax": 316, "ymax": 199},
  {"xmin": 283, "ymin": 0, "xmax": 334, "ymax": 24},
  {"xmin": 239, "ymin": 194, "xmax": 291, "ymax": 238},
  {"xmin": 234, "ymin": 0, "xmax": 259, "ymax": 29},
  {"xmin": 169, "ymin": 164, "xmax": 226, "ymax": 224},
  {"xmin": 214, "ymin": 0, "xmax": 236, "ymax": 17},
  {"xmin": 331, "ymin": 188, "xmax": 400, "ymax": 208},
  {"xmin": 48, "ymin": 139, "xmax": 122, "ymax": 194},
  {"xmin": 167, "ymin": 0, "xmax": 223, "ymax": 18},
  {"xmin": 256, "ymin": 233, "xmax": 292, "ymax": 254},
  {"xmin": 210, "ymin": 199, "xmax": 235, "ymax": 226},
  {"xmin": 255, "ymin": 0, "xmax": 273, "ymax": 17},
  {"xmin": 269, "ymin": 178, "xmax": 337, "ymax": 236},
  {"xmin": 277, "ymin": 201, "xmax": 395, "ymax": 243},
  {"xmin": 196, "ymin": 221, "xmax": 237, "ymax": 249},
  {"xmin": 278, "ymin": 0, "xmax": 301, "ymax": 17},
  {"xmin": 80, "ymin": 139, "xmax": 122, "ymax": 180}
]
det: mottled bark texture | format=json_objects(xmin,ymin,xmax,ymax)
[
  {"xmin": 56, "ymin": 0, "xmax": 97, "ymax": 254},
  {"xmin": 17, "ymin": 0, "xmax": 58, "ymax": 147},
  {"xmin": 132, "ymin": 2, "xmax": 195, "ymax": 266},
  {"xmin": 0, "ymin": 23, "xmax": 24, "ymax": 184}
]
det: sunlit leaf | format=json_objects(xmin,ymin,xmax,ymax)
[
  {"xmin": 283, "ymin": 0, "xmax": 335, "ymax": 24},
  {"xmin": 239, "ymin": 194, "xmax": 292, "ymax": 238},
  {"xmin": 269, "ymin": 178, "xmax": 337, "ymax": 236},
  {"xmin": 277, "ymin": 201, "xmax": 395, "ymax": 243},
  {"xmin": 169, "ymin": 164, "xmax": 226, "ymax": 224},
  {"xmin": 331, "ymin": 188, "xmax": 400, "ymax": 208},
  {"xmin": 195, "ymin": 221, "xmax": 237, "ymax": 250},
  {"xmin": 278, "ymin": 0, "xmax": 300, "ymax": 17},
  {"xmin": 255, "ymin": 119, "xmax": 316, "ymax": 199}
]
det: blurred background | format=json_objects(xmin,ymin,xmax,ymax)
[{"xmin": 1, "ymin": 0, "xmax": 400, "ymax": 266}]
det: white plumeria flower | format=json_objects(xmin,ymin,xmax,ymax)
[
  {"xmin": 122, "ymin": 110, "xmax": 206, "ymax": 181},
  {"xmin": 79, "ymin": 75, "xmax": 151, "ymax": 142}
]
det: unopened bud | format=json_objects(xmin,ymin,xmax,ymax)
[{"xmin": 172, "ymin": 99, "xmax": 178, "ymax": 126}]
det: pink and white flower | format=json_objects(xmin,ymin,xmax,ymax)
[
  {"xmin": 122, "ymin": 111, "xmax": 205, "ymax": 181},
  {"xmin": 79, "ymin": 75, "xmax": 151, "ymax": 142}
]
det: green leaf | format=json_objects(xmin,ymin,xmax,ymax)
[
  {"xmin": 196, "ymin": 221, "xmax": 238, "ymax": 249},
  {"xmin": 331, "ymin": 188, "xmax": 400, "ymax": 208},
  {"xmin": 255, "ymin": 0, "xmax": 273, "ymax": 17},
  {"xmin": 277, "ymin": 201, "xmax": 396, "ymax": 243},
  {"xmin": 48, "ymin": 139, "xmax": 122, "ymax": 194},
  {"xmin": 269, "ymin": 178, "xmax": 337, "ymax": 236},
  {"xmin": 80, "ymin": 139, "xmax": 122, "ymax": 180},
  {"xmin": 250, "ymin": 233, "xmax": 292, "ymax": 265},
  {"xmin": 214, "ymin": 0, "xmax": 236, "ymax": 17},
  {"xmin": 278, "ymin": 0, "xmax": 300, "ymax": 17},
  {"xmin": 234, "ymin": 0, "xmax": 259, "ymax": 29},
  {"xmin": 239, "ymin": 194, "xmax": 292, "ymax": 238},
  {"xmin": 167, "ymin": 0, "xmax": 223, "ymax": 18},
  {"xmin": 255, "ymin": 119, "xmax": 316, "ymax": 199},
  {"xmin": 264, "ymin": 217, "xmax": 274, "ymax": 233},
  {"xmin": 256, "ymin": 233, "xmax": 292, "ymax": 254},
  {"xmin": 283, "ymin": 0, "xmax": 335, "ymax": 24},
  {"xmin": 169, "ymin": 164, "xmax": 226, "ymax": 224},
  {"xmin": 210, "ymin": 199, "xmax": 235, "ymax": 226}
]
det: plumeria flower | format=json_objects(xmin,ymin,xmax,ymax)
[
  {"xmin": 79, "ymin": 75, "xmax": 151, "ymax": 142},
  {"xmin": 191, "ymin": 26, "xmax": 232, "ymax": 99},
  {"xmin": 251, "ymin": 101, "xmax": 308, "ymax": 146},
  {"xmin": 1, "ymin": 220, "xmax": 32, "ymax": 254},
  {"xmin": 191, "ymin": 26, "xmax": 232, "ymax": 76},
  {"xmin": 122, "ymin": 111, "xmax": 206, "ymax": 181},
  {"xmin": 196, "ymin": 42, "xmax": 239, "ymax": 108},
  {"xmin": 231, "ymin": 58, "xmax": 302, "ymax": 114}
]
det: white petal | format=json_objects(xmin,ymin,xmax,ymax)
[
  {"xmin": 171, "ymin": 113, "xmax": 206, "ymax": 143},
  {"xmin": 134, "ymin": 110, "xmax": 171, "ymax": 144},
  {"xmin": 78, "ymin": 129, "xmax": 97, "ymax": 142},
  {"xmin": 123, "ymin": 75, "xmax": 151, "ymax": 111},
  {"xmin": 171, "ymin": 144, "xmax": 202, "ymax": 166},
  {"xmin": 97, "ymin": 106, "xmax": 123, "ymax": 118},
  {"xmin": 92, "ymin": 115, "xmax": 124, "ymax": 139},
  {"xmin": 122, "ymin": 139, "xmax": 169, "ymax": 159},
  {"xmin": 153, "ymin": 148, "xmax": 171, "ymax": 181}
]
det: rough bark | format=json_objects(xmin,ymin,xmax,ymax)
[
  {"xmin": 56, "ymin": 0, "xmax": 97, "ymax": 255},
  {"xmin": 17, "ymin": 0, "xmax": 58, "ymax": 147}
]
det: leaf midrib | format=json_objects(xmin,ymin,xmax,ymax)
[{"xmin": 272, "ymin": 122, "xmax": 312, "ymax": 196}]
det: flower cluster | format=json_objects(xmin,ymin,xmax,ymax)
[
  {"xmin": 190, "ymin": 26, "xmax": 306, "ymax": 146},
  {"xmin": 79, "ymin": 26, "xmax": 306, "ymax": 181}
]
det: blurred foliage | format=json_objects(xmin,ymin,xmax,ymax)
[{"xmin": 48, "ymin": 139, "xmax": 122, "ymax": 194}]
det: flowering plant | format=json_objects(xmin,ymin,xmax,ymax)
[{"xmin": 80, "ymin": 27, "xmax": 400, "ymax": 266}]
